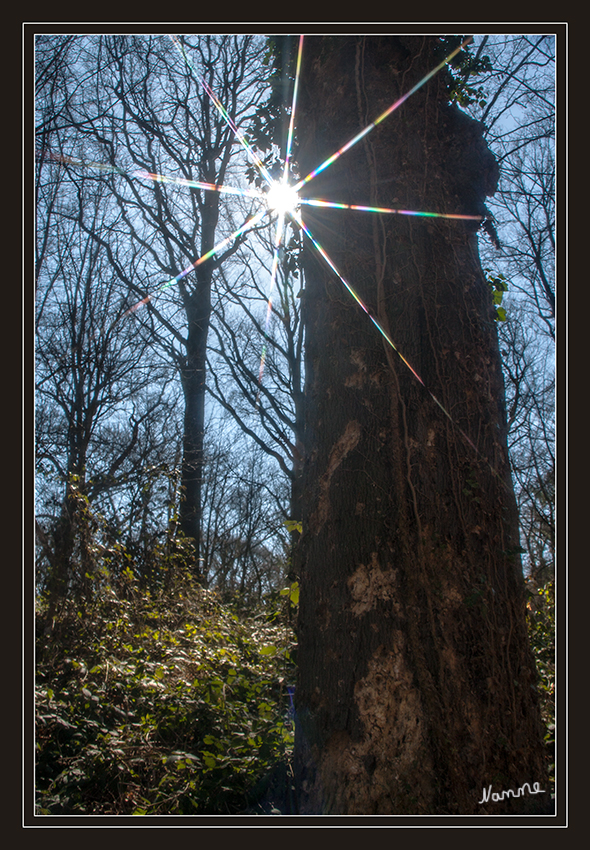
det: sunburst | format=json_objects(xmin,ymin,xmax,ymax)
[
  {"xmin": 166, "ymin": 35, "xmax": 482, "ymax": 390},
  {"xmin": 48, "ymin": 35, "xmax": 490, "ymax": 463}
]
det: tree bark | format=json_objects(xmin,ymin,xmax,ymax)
[
  {"xmin": 293, "ymin": 36, "xmax": 550, "ymax": 815},
  {"xmin": 179, "ymin": 191, "xmax": 219, "ymax": 576}
]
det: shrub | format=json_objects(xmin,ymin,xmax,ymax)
[{"xmin": 36, "ymin": 559, "xmax": 296, "ymax": 814}]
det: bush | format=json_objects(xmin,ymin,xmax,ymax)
[
  {"xmin": 526, "ymin": 580, "xmax": 555, "ymax": 793},
  {"xmin": 36, "ymin": 563, "xmax": 296, "ymax": 815}
]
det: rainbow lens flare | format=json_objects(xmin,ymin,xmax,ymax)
[{"xmin": 46, "ymin": 34, "xmax": 496, "ymax": 472}]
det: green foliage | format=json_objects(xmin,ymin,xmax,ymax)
[
  {"xmin": 437, "ymin": 36, "xmax": 492, "ymax": 107},
  {"xmin": 245, "ymin": 36, "xmax": 301, "ymax": 189},
  {"xmin": 280, "ymin": 581, "xmax": 299, "ymax": 607},
  {"xmin": 36, "ymin": 552, "xmax": 296, "ymax": 814},
  {"xmin": 527, "ymin": 580, "xmax": 555, "ymax": 792},
  {"xmin": 485, "ymin": 269, "xmax": 509, "ymax": 321}
]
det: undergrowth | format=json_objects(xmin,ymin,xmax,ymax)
[
  {"xmin": 34, "ymin": 491, "xmax": 554, "ymax": 815},
  {"xmin": 526, "ymin": 579, "xmax": 556, "ymax": 796},
  {"xmin": 35, "ymin": 565, "xmax": 297, "ymax": 815}
]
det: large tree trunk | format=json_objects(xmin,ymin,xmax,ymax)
[{"xmin": 294, "ymin": 36, "xmax": 550, "ymax": 816}]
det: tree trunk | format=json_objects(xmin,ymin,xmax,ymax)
[
  {"xmin": 179, "ymin": 192, "xmax": 219, "ymax": 578},
  {"xmin": 294, "ymin": 36, "xmax": 550, "ymax": 816},
  {"xmin": 179, "ymin": 278, "xmax": 210, "ymax": 574}
]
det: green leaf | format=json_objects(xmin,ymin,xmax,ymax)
[
  {"xmin": 281, "ymin": 581, "xmax": 299, "ymax": 604},
  {"xmin": 260, "ymin": 645, "xmax": 277, "ymax": 656}
]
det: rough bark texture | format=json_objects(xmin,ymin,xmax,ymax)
[{"xmin": 293, "ymin": 36, "xmax": 550, "ymax": 816}]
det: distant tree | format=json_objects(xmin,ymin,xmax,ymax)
[
  {"xmin": 462, "ymin": 35, "xmax": 556, "ymax": 584},
  {"xmin": 200, "ymin": 420, "xmax": 290, "ymax": 601},
  {"xmin": 206, "ymin": 224, "xmax": 305, "ymax": 522},
  {"xmin": 293, "ymin": 35, "xmax": 550, "ymax": 815},
  {"xmin": 35, "ymin": 168, "xmax": 174, "ymax": 597},
  {"xmin": 35, "ymin": 34, "xmax": 272, "ymax": 575},
  {"xmin": 498, "ymin": 302, "xmax": 555, "ymax": 586}
]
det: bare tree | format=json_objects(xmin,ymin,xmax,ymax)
[
  {"xmin": 206, "ymin": 218, "xmax": 305, "ymax": 521},
  {"xmin": 35, "ymin": 165, "xmax": 174, "ymax": 596},
  {"xmin": 462, "ymin": 34, "xmax": 556, "ymax": 584},
  {"xmin": 499, "ymin": 301, "xmax": 555, "ymax": 585},
  {"xmin": 36, "ymin": 34, "xmax": 272, "ymax": 575}
]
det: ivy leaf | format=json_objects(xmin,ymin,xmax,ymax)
[{"xmin": 289, "ymin": 583, "xmax": 299, "ymax": 605}]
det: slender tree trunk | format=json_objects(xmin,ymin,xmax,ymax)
[
  {"xmin": 294, "ymin": 36, "xmax": 550, "ymax": 815},
  {"xmin": 179, "ymin": 191, "xmax": 220, "ymax": 577},
  {"xmin": 179, "ymin": 284, "xmax": 209, "ymax": 573}
]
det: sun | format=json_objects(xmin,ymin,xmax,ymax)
[
  {"xmin": 118, "ymin": 34, "xmax": 481, "ymax": 429},
  {"xmin": 266, "ymin": 180, "xmax": 300, "ymax": 217},
  {"xmin": 48, "ymin": 36, "xmax": 499, "ymax": 475}
]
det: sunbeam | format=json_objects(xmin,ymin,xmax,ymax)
[
  {"xmin": 256, "ymin": 34, "xmax": 305, "ymax": 393},
  {"xmin": 283, "ymin": 35, "xmax": 305, "ymax": 183},
  {"xmin": 169, "ymin": 35, "xmax": 275, "ymax": 189},
  {"xmin": 124, "ymin": 209, "xmax": 268, "ymax": 315},
  {"xmin": 41, "ymin": 150, "xmax": 266, "ymax": 201},
  {"xmin": 301, "ymin": 197, "xmax": 482, "ymax": 220},
  {"xmin": 293, "ymin": 211, "xmax": 482, "ymax": 460},
  {"xmin": 50, "ymin": 34, "xmax": 494, "ymax": 471},
  {"xmin": 293, "ymin": 37, "xmax": 473, "ymax": 192}
]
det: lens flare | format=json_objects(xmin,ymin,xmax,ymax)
[
  {"xmin": 134, "ymin": 170, "xmax": 263, "ymax": 200},
  {"xmin": 161, "ymin": 33, "xmax": 488, "ymax": 470},
  {"xmin": 41, "ymin": 150, "xmax": 265, "ymax": 201},
  {"xmin": 301, "ymin": 198, "xmax": 481, "ymax": 221},
  {"xmin": 45, "ymin": 33, "xmax": 498, "ymax": 475},
  {"xmin": 266, "ymin": 182, "xmax": 300, "ymax": 216},
  {"xmin": 294, "ymin": 38, "xmax": 473, "ymax": 192}
]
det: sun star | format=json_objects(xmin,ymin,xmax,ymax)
[
  {"xmin": 115, "ymin": 35, "xmax": 487, "ymax": 464},
  {"xmin": 266, "ymin": 181, "xmax": 300, "ymax": 217},
  {"xmin": 46, "ymin": 35, "xmax": 508, "ymax": 482}
]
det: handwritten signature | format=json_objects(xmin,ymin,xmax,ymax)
[{"xmin": 479, "ymin": 781, "xmax": 546, "ymax": 804}]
